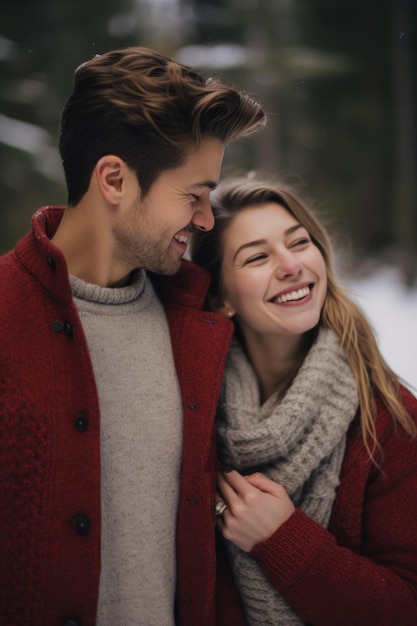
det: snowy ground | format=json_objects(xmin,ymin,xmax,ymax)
[{"xmin": 346, "ymin": 266, "xmax": 417, "ymax": 394}]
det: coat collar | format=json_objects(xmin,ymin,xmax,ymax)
[
  {"xmin": 15, "ymin": 206, "xmax": 74, "ymax": 306},
  {"xmin": 150, "ymin": 260, "xmax": 212, "ymax": 311},
  {"xmin": 15, "ymin": 206, "xmax": 213, "ymax": 311}
]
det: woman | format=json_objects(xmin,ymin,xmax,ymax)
[{"xmin": 191, "ymin": 176, "xmax": 417, "ymax": 626}]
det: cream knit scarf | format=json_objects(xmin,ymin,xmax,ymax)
[{"xmin": 217, "ymin": 328, "xmax": 359, "ymax": 625}]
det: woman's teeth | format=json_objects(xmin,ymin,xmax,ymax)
[{"xmin": 274, "ymin": 286, "xmax": 310, "ymax": 304}]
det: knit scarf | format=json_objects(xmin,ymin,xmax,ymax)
[{"xmin": 217, "ymin": 328, "xmax": 359, "ymax": 625}]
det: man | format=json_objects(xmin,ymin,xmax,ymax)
[{"xmin": 0, "ymin": 47, "xmax": 265, "ymax": 626}]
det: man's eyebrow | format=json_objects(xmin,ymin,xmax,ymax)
[
  {"xmin": 190, "ymin": 180, "xmax": 218, "ymax": 191},
  {"xmin": 232, "ymin": 224, "xmax": 303, "ymax": 262}
]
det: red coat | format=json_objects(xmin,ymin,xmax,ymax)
[
  {"xmin": 216, "ymin": 388, "xmax": 417, "ymax": 625},
  {"xmin": 0, "ymin": 207, "xmax": 233, "ymax": 626}
]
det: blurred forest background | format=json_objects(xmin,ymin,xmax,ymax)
[{"xmin": 1, "ymin": 0, "xmax": 416, "ymax": 284}]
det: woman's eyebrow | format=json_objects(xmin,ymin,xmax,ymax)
[
  {"xmin": 233, "ymin": 239, "xmax": 266, "ymax": 262},
  {"xmin": 232, "ymin": 224, "xmax": 303, "ymax": 262}
]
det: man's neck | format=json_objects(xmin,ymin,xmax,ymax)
[{"xmin": 51, "ymin": 204, "xmax": 131, "ymax": 287}]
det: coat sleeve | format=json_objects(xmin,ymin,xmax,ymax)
[{"xmin": 250, "ymin": 390, "xmax": 417, "ymax": 626}]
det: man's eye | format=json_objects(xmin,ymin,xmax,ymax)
[{"xmin": 190, "ymin": 194, "xmax": 201, "ymax": 203}]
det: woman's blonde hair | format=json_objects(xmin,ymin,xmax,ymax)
[{"xmin": 191, "ymin": 176, "xmax": 416, "ymax": 462}]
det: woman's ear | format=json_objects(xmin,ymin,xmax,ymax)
[{"xmin": 209, "ymin": 294, "xmax": 235, "ymax": 318}]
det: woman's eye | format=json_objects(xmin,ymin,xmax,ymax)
[
  {"xmin": 291, "ymin": 237, "xmax": 310, "ymax": 248},
  {"xmin": 244, "ymin": 254, "xmax": 267, "ymax": 264}
]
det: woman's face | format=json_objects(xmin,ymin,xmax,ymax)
[{"xmin": 217, "ymin": 202, "xmax": 327, "ymax": 343}]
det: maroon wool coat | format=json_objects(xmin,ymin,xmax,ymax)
[
  {"xmin": 0, "ymin": 207, "xmax": 233, "ymax": 626},
  {"xmin": 216, "ymin": 388, "xmax": 417, "ymax": 625}
]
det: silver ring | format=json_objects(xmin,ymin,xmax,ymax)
[{"xmin": 215, "ymin": 501, "xmax": 228, "ymax": 516}]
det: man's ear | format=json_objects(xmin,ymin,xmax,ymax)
[
  {"xmin": 209, "ymin": 294, "xmax": 235, "ymax": 318},
  {"xmin": 94, "ymin": 155, "xmax": 125, "ymax": 205}
]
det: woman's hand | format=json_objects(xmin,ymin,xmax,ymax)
[{"xmin": 216, "ymin": 470, "xmax": 295, "ymax": 552}]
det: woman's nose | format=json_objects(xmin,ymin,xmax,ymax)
[{"xmin": 274, "ymin": 249, "xmax": 302, "ymax": 280}]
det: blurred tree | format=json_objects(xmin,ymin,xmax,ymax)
[
  {"xmin": 0, "ymin": 0, "xmax": 141, "ymax": 251},
  {"xmin": 176, "ymin": 0, "xmax": 298, "ymax": 176},
  {"xmin": 390, "ymin": 0, "xmax": 416, "ymax": 284},
  {"xmin": 292, "ymin": 0, "xmax": 416, "ymax": 281}
]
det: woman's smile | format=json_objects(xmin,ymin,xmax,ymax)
[{"xmin": 218, "ymin": 202, "xmax": 327, "ymax": 345}]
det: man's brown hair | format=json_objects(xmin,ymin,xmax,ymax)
[{"xmin": 59, "ymin": 47, "xmax": 266, "ymax": 205}]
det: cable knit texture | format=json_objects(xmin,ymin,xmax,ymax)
[
  {"xmin": 218, "ymin": 328, "xmax": 359, "ymax": 625},
  {"xmin": 215, "ymin": 384, "xmax": 417, "ymax": 626}
]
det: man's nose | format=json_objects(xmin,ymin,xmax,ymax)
[{"xmin": 192, "ymin": 197, "xmax": 215, "ymax": 232}]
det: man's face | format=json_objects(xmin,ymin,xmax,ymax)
[{"xmin": 113, "ymin": 136, "xmax": 224, "ymax": 275}]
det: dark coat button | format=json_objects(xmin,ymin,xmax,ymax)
[
  {"xmin": 52, "ymin": 320, "xmax": 64, "ymax": 333},
  {"xmin": 186, "ymin": 403, "xmax": 199, "ymax": 411},
  {"xmin": 74, "ymin": 414, "xmax": 89, "ymax": 432},
  {"xmin": 46, "ymin": 256, "xmax": 56, "ymax": 270},
  {"xmin": 72, "ymin": 514, "xmax": 91, "ymax": 536},
  {"xmin": 64, "ymin": 321, "xmax": 74, "ymax": 340},
  {"xmin": 185, "ymin": 496, "xmax": 199, "ymax": 506}
]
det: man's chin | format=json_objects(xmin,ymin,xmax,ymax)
[
  {"xmin": 151, "ymin": 257, "xmax": 183, "ymax": 276},
  {"xmin": 164, "ymin": 259, "xmax": 183, "ymax": 276}
]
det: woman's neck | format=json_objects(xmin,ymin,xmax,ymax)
[{"xmin": 240, "ymin": 329, "xmax": 314, "ymax": 403}]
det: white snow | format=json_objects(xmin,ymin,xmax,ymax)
[{"xmin": 347, "ymin": 266, "xmax": 417, "ymax": 394}]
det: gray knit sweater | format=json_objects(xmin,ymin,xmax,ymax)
[{"xmin": 71, "ymin": 270, "xmax": 183, "ymax": 626}]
